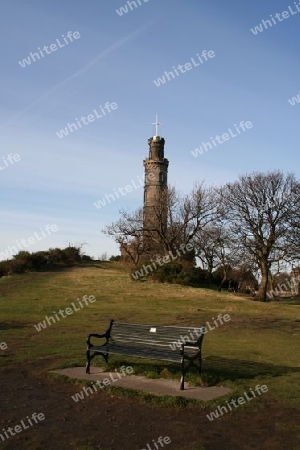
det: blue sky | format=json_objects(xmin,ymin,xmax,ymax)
[{"xmin": 1, "ymin": 0, "xmax": 300, "ymax": 259}]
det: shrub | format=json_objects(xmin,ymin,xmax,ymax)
[
  {"xmin": 81, "ymin": 255, "xmax": 93, "ymax": 261},
  {"xmin": 30, "ymin": 251, "xmax": 49, "ymax": 271},
  {"xmin": 110, "ymin": 255, "xmax": 121, "ymax": 262},
  {"xmin": 0, "ymin": 260, "xmax": 11, "ymax": 277},
  {"xmin": 137, "ymin": 261, "xmax": 184, "ymax": 284},
  {"xmin": 155, "ymin": 262, "xmax": 184, "ymax": 283},
  {"xmin": 10, "ymin": 259, "xmax": 28, "ymax": 274}
]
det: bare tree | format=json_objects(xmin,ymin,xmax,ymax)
[
  {"xmin": 194, "ymin": 223, "xmax": 248, "ymax": 290},
  {"xmin": 219, "ymin": 171, "xmax": 300, "ymax": 301},
  {"xmin": 161, "ymin": 183, "xmax": 219, "ymax": 253},
  {"xmin": 193, "ymin": 224, "xmax": 233, "ymax": 276},
  {"xmin": 103, "ymin": 208, "xmax": 144, "ymax": 265},
  {"xmin": 286, "ymin": 181, "xmax": 300, "ymax": 261},
  {"xmin": 102, "ymin": 183, "xmax": 219, "ymax": 264},
  {"xmin": 193, "ymin": 226, "xmax": 220, "ymax": 276}
]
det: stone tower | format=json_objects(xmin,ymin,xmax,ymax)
[
  {"xmin": 143, "ymin": 118, "xmax": 169, "ymax": 252},
  {"xmin": 291, "ymin": 267, "xmax": 300, "ymax": 296}
]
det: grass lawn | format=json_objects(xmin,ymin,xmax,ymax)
[{"xmin": 1, "ymin": 263, "xmax": 300, "ymax": 412}]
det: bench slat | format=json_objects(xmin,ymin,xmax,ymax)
[
  {"xmin": 111, "ymin": 336, "xmax": 198, "ymax": 344},
  {"xmin": 111, "ymin": 323, "xmax": 203, "ymax": 342},
  {"xmin": 113, "ymin": 322, "xmax": 202, "ymax": 332},
  {"xmin": 91, "ymin": 344, "xmax": 199, "ymax": 362}
]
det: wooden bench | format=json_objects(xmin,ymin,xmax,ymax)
[{"xmin": 86, "ymin": 320, "xmax": 205, "ymax": 390}]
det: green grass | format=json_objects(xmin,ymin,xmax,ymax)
[{"xmin": 1, "ymin": 264, "xmax": 300, "ymax": 410}]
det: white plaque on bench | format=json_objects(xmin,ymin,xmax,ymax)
[{"xmin": 150, "ymin": 328, "xmax": 156, "ymax": 333}]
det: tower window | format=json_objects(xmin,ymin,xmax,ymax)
[{"xmin": 159, "ymin": 173, "xmax": 164, "ymax": 183}]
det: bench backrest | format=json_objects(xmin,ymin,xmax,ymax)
[{"xmin": 108, "ymin": 321, "xmax": 204, "ymax": 349}]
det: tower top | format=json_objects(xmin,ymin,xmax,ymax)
[{"xmin": 152, "ymin": 113, "xmax": 161, "ymax": 140}]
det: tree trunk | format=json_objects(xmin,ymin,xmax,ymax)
[
  {"xmin": 218, "ymin": 272, "xmax": 227, "ymax": 292},
  {"xmin": 258, "ymin": 261, "xmax": 269, "ymax": 302}
]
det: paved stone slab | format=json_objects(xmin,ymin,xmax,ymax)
[{"xmin": 50, "ymin": 367, "xmax": 230, "ymax": 401}]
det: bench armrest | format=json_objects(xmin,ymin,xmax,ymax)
[
  {"xmin": 86, "ymin": 319, "xmax": 114, "ymax": 348},
  {"xmin": 181, "ymin": 328, "xmax": 205, "ymax": 352},
  {"xmin": 86, "ymin": 333, "xmax": 107, "ymax": 348}
]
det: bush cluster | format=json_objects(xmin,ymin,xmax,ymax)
[
  {"xmin": 131, "ymin": 260, "xmax": 257, "ymax": 291},
  {"xmin": 0, "ymin": 246, "xmax": 85, "ymax": 277},
  {"xmin": 133, "ymin": 261, "xmax": 216, "ymax": 287}
]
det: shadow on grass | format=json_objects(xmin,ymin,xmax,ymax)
[
  {"xmin": 94, "ymin": 354, "xmax": 300, "ymax": 387},
  {"xmin": 203, "ymin": 356, "xmax": 300, "ymax": 385},
  {"xmin": 0, "ymin": 322, "xmax": 27, "ymax": 330},
  {"xmin": 273, "ymin": 297, "xmax": 300, "ymax": 305}
]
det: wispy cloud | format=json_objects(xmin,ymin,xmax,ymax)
[{"xmin": 0, "ymin": 20, "xmax": 155, "ymax": 129}]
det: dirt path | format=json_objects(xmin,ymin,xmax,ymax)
[{"xmin": 0, "ymin": 360, "xmax": 299, "ymax": 450}]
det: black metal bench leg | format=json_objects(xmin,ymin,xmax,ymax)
[
  {"xmin": 86, "ymin": 351, "xmax": 109, "ymax": 374},
  {"xmin": 180, "ymin": 375, "xmax": 184, "ymax": 390},
  {"xmin": 86, "ymin": 349, "xmax": 90, "ymax": 374},
  {"xmin": 180, "ymin": 352, "xmax": 185, "ymax": 390},
  {"xmin": 86, "ymin": 352, "xmax": 96, "ymax": 374},
  {"xmin": 180, "ymin": 349, "xmax": 203, "ymax": 389}
]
